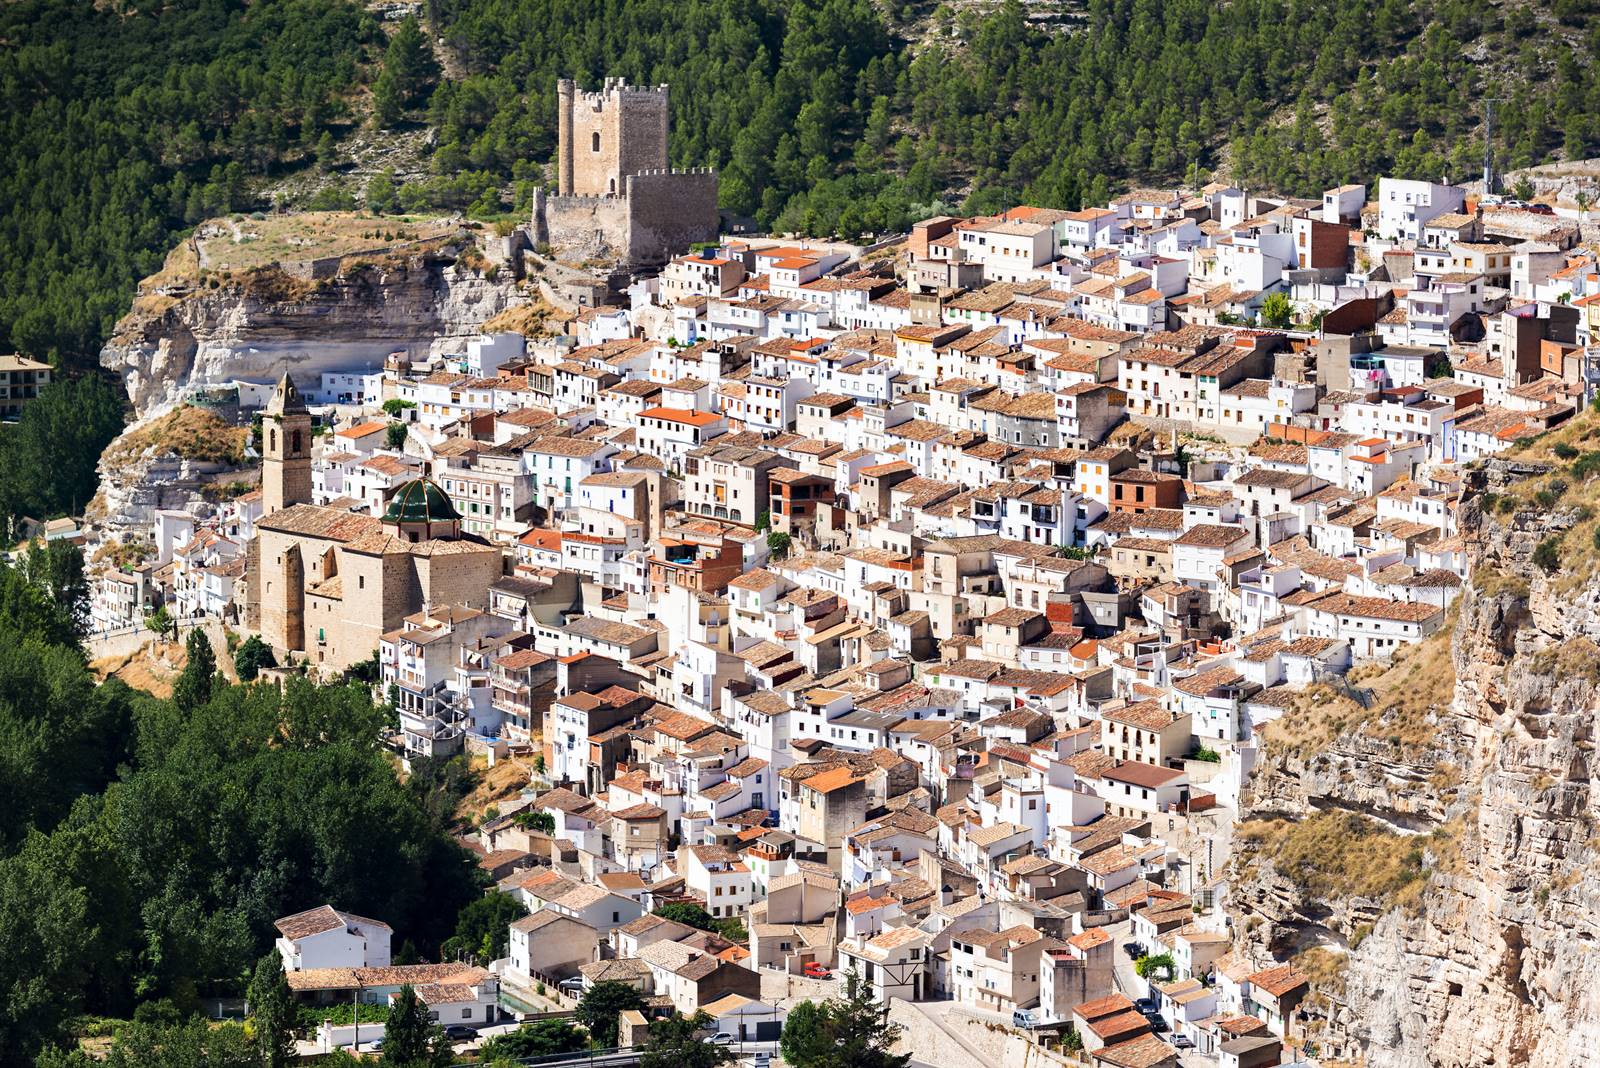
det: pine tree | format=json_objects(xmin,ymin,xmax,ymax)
[
  {"xmin": 246, "ymin": 952, "xmax": 296, "ymax": 1068},
  {"xmin": 826, "ymin": 970, "xmax": 909, "ymax": 1068},
  {"xmin": 367, "ymin": 168, "xmax": 400, "ymax": 214},
  {"xmin": 781, "ymin": 972, "xmax": 908, "ymax": 1068},
  {"xmin": 639, "ymin": 1012, "xmax": 732, "ymax": 1068},
  {"xmin": 373, "ymin": 71, "xmax": 404, "ymax": 130},
  {"xmin": 172, "ymin": 628, "xmax": 216, "ymax": 711},
  {"xmin": 383, "ymin": 16, "xmax": 439, "ymax": 110},
  {"xmin": 381, "ymin": 984, "xmax": 449, "ymax": 1067}
]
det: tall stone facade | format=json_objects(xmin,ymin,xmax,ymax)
[
  {"xmin": 255, "ymin": 486, "xmax": 502, "ymax": 672},
  {"xmin": 558, "ymin": 78, "xmax": 669, "ymax": 197},
  {"xmin": 262, "ymin": 373, "xmax": 312, "ymax": 515},
  {"xmin": 533, "ymin": 78, "xmax": 718, "ymax": 269}
]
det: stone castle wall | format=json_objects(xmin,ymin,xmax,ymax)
[
  {"xmin": 534, "ymin": 187, "xmax": 633, "ymax": 262},
  {"xmin": 533, "ymin": 168, "xmax": 718, "ymax": 268},
  {"xmin": 538, "ymin": 78, "xmax": 717, "ymax": 270},
  {"xmin": 623, "ymin": 168, "xmax": 719, "ymax": 267}
]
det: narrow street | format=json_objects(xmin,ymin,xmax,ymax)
[{"xmin": 1106, "ymin": 919, "xmax": 1145, "ymax": 1000}]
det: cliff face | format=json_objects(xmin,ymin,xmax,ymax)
[
  {"xmin": 1230, "ymin": 456, "xmax": 1600, "ymax": 1067},
  {"xmin": 88, "ymin": 230, "xmax": 529, "ymax": 559},
  {"xmin": 101, "ymin": 241, "xmax": 528, "ymax": 419}
]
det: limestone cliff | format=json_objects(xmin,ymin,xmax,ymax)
[
  {"xmin": 101, "ymin": 229, "xmax": 528, "ymax": 419},
  {"xmin": 88, "ymin": 220, "xmax": 529, "ymax": 563},
  {"xmin": 83, "ymin": 406, "xmax": 254, "ymax": 548},
  {"xmin": 1228, "ymin": 447, "xmax": 1600, "ymax": 1067}
]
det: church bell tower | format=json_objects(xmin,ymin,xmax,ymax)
[{"xmin": 262, "ymin": 372, "xmax": 312, "ymax": 516}]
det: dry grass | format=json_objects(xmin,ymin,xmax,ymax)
[
  {"xmin": 1263, "ymin": 621, "xmax": 1456, "ymax": 759},
  {"xmin": 92, "ymin": 539, "xmax": 155, "ymax": 569},
  {"xmin": 455, "ymin": 755, "xmax": 534, "ymax": 825},
  {"xmin": 1485, "ymin": 409, "xmax": 1600, "ymax": 592},
  {"xmin": 90, "ymin": 638, "xmax": 184, "ymax": 698},
  {"xmin": 1473, "ymin": 566, "xmax": 1530, "ymax": 600},
  {"xmin": 482, "ymin": 298, "xmax": 570, "ymax": 337},
  {"xmin": 1525, "ymin": 637, "xmax": 1600, "ymax": 686},
  {"xmin": 141, "ymin": 236, "xmax": 203, "ymax": 291},
  {"xmin": 1296, "ymin": 946, "xmax": 1349, "ymax": 992},
  {"xmin": 1236, "ymin": 810, "xmax": 1429, "ymax": 905},
  {"xmin": 193, "ymin": 212, "xmax": 457, "ymax": 275},
  {"xmin": 1506, "ymin": 406, "xmax": 1600, "ymax": 464},
  {"xmin": 102, "ymin": 405, "xmax": 250, "ymax": 469}
]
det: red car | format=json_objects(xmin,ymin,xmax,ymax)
[{"xmin": 802, "ymin": 963, "xmax": 832, "ymax": 979}]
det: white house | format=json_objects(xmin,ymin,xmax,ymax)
[{"xmin": 274, "ymin": 905, "xmax": 392, "ymax": 971}]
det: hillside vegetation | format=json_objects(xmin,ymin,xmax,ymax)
[
  {"xmin": 6, "ymin": 0, "xmax": 1600, "ymax": 373},
  {"xmin": 0, "ymin": 557, "xmax": 485, "ymax": 1065}
]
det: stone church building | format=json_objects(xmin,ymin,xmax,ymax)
[
  {"xmin": 529, "ymin": 77, "xmax": 719, "ymax": 268},
  {"xmin": 248, "ymin": 374, "xmax": 502, "ymax": 672}
]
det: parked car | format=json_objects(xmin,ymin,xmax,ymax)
[
  {"xmin": 803, "ymin": 963, "xmax": 832, "ymax": 979},
  {"xmin": 1172, "ymin": 1035, "xmax": 1195, "ymax": 1049},
  {"xmin": 1143, "ymin": 1013, "xmax": 1169, "ymax": 1033},
  {"xmin": 442, "ymin": 1025, "xmax": 477, "ymax": 1040},
  {"xmin": 1133, "ymin": 997, "xmax": 1159, "ymax": 1014},
  {"xmin": 1012, "ymin": 1009, "xmax": 1039, "ymax": 1030},
  {"xmin": 1122, "ymin": 942, "xmax": 1142, "ymax": 959},
  {"xmin": 706, "ymin": 1032, "xmax": 736, "ymax": 1046}
]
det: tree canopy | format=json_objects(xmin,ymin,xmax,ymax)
[
  {"xmin": 0, "ymin": 561, "xmax": 485, "ymax": 1063},
  {"xmin": 247, "ymin": 952, "xmax": 297, "ymax": 1068},
  {"xmin": 639, "ymin": 1012, "xmax": 733, "ymax": 1068},
  {"xmin": 576, "ymin": 980, "xmax": 647, "ymax": 1049},
  {"xmin": 440, "ymin": 890, "xmax": 527, "ymax": 964},
  {"xmin": 11, "ymin": 0, "xmax": 1600, "ymax": 381},
  {"xmin": 0, "ymin": 375, "xmax": 126, "ymax": 536},
  {"xmin": 381, "ymin": 984, "xmax": 452, "ymax": 1068},
  {"xmin": 780, "ymin": 971, "xmax": 909, "ymax": 1068}
]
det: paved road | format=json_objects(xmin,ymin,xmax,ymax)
[
  {"xmin": 1107, "ymin": 919, "xmax": 1147, "ymax": 1001},
  {"xmin": 906, "ymin": 1001, "xmax": 992, "ymax": 1068}
]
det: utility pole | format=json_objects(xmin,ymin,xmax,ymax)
[{"xmin": 1483, "ymin": 98, "xmax": 1505, "ymax": 195}]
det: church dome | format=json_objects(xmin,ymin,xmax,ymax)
[{"xmin": 384, "ymin": 479, "xmax": 459, "ymax": 525}]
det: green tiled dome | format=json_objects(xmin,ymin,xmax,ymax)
[{"xmin": 384, "ymin": 479, "xmax": 459, "ymax": 524}]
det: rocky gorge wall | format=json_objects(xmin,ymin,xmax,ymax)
[
  {"xmin": 87, "ymin": 232, "xmax": 529, "ymax": 562},
  {"xmin": 1229, "ymin": 454, "xmax": 1600, "ymax": 1067},
  {"xmin": 101, "ymin": 241, "xmax": 529, "ymax": 419}
]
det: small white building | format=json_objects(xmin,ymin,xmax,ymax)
[{"xmin": 274, "ymin": 905, "xmax": 392, "ymax": 972}]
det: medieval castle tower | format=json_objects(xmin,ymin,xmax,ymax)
[
  {"xmin": 557, "ymin": 77, "xmax": 670, "ymax": 197},
  {"xmin": 531, "ymin": 77, "xmax": 719, "ymax": 268}
]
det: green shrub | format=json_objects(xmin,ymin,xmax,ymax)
[
  {"xmin": 296, "ymin": 1003, "xmax": 389, "ymax": 1030},
  {"xmin": 1554, "ymin": 442, "xmax": 1579, "ymax": 460},
  {"xmin": 1533, "ymin": 537, "xmax": 1562, "ymax": 574},
  {"xmin": 1573, "ymin": 452, "xmax": 1600, "ymax": 479}
]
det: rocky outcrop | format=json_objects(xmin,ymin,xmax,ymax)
[
  {"xmin": 86, "ymin": 454, "xmax": 244, "ymax": 547},
  {"xmin": 1230, "ymin": 457, "xmax": 1600, "ymax": 1066},
  {"xmin": 101, "ymin": 238, "xmax": 528, "ymax": 419}
]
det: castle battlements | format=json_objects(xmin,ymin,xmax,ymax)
[
  {"xmin": 566, "ymin": 77, "xmax": 670, "ymax": 103},
  {"xmin": 537, "ymin": 76, "xmax": 719, "ymax": 268}
]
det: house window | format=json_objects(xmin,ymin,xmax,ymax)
[
  {"xmin": 592, "ymin": 131, "xmax": 601, "ymax": 152},
  {"xmin": 462, "ymin": 1008, "xmax": 473, "ymax": 1019}
]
